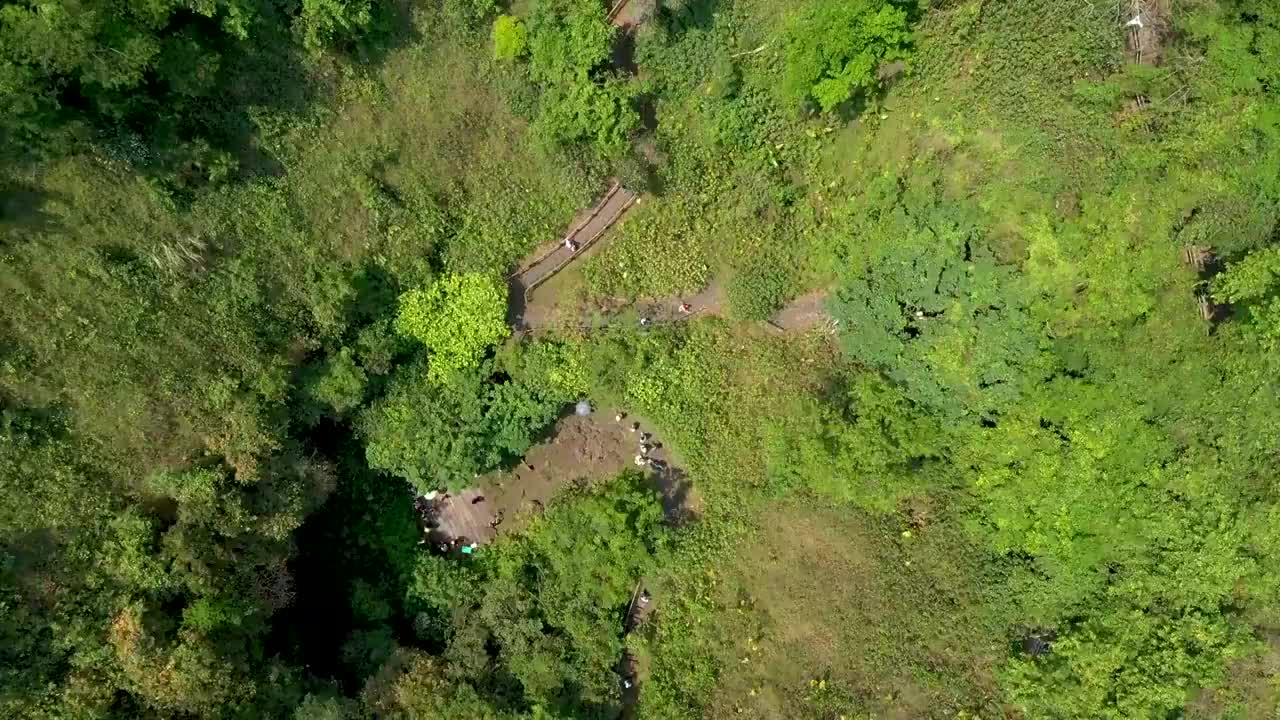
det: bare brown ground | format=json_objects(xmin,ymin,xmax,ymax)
[
  {"xmin": 429, "ymin": 411, "xmax": 702, "ymax": 545},
  {"xmin": 767, "ymin": 289, "xmax": 834, "ymax": 333},
  {"xmin": 522, "ymin": 270, "xmax": 832, "ymax": 337}
]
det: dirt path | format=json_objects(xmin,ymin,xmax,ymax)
[
  {"xmin": 519, "ymin": 272, "xmax": 833, "ymax": 336},
  {"xmin": 1125, "ymin": 0, "xmax": 1171, "ymax": 66},
  {"xmin": 607, "ymin": 0, "xmax": 644, "ymax": 28},
  {"xmin": 767, "ymin": 289, "xmax": 834, "ymax": 332}
]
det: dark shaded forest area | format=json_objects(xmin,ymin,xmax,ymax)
[{"xmin": 3, "ymin": 0, "xmax": 1280, "ymax": 718}]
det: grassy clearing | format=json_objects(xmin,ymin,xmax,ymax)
[
  {"xmin": 636, "ymin": 496, "xmax": 1010, "ymax": 720},
  {"xmin": 581, "ymin": 196, "xmax": 714, "ymax": 301}
]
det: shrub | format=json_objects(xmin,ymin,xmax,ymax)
[
  {"xmin": 492, "ymin": 15, "xmax": 528, "ymax": 61},
  {"xmin": 782, "ymin": 0, "xmax": 911, "ymax": 112},
  {"xmin": 309, "ymin": 348, "xmax": 369, "ymax": 416},
  {"xmin": 296, "ymin": 0, "xmax": 373, "ymax": 52},
  {"xmin": 360, "ymin": 361, "xmax": 564, "ymax": 490},
  {"xmin": 394, "ymin": 273, "xmax": 510, "ymax": 382},
  {"xmin": 525, "ymin": 0, "xmax": 639, "ymax": 155}
]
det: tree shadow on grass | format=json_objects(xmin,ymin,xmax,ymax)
[
  {"xmin": 0, "ymin": 182, "xmax": 66, "ymax": 246},
  {"xmin": 652, "ymin": 465, "xmax": 699, "ymax": 526},
  {"xmin": 347, "ymin": 264, "xmax": 402, "ymax": 328},
  {"xmin": 32, "ymin": 0, "xmax": 426, "ymax": 204},
  {"xmin": 659, "ymin": 0, "xmax": 722, "ymax": 35},
  {"xmin": 266, "ymin": 419, "xmax": 420, "ymax": 693},
  {"xmin": 356, "ymin": 0, "xmax": 424, "ymax": 68}
]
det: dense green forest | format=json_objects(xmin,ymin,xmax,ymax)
[{"xmin": 3, "ymin": 0, "xmax": 1280, "ymax": 717}]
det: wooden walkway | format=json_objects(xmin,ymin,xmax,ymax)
[{"xmin": 512, "ymin": 182, "xmax": 638, "ymax": 298}]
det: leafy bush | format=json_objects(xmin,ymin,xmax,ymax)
[
  {"xmin": 1214, "ymin": 246, "xmax": 1280, "ymax": 350},
  {"xmin": 582, "ymin": 198, "xmax": 712, "ymax": 300},
  {"xmin": 534, "ymin": 78, "xmax": 640, "ymax": 153},
  {"xmin": 304, "ymin": 348, "xmax": 369, "ymax": 420},
  {"xmin": 394, "ymin": 273, "xmax": 510, "ymax": 383},
  {"xmin": 829, "ymin": 199, "xmax": 1041, "ymax": 419},
  {"xmin": 296, "ymin": 0, "xmax": 373, "ymax": 52},
  {"xmin": 762, "ymin": 374, "xmax": 943, "ymax": 509},
  {"xmin": 726, "ymin": 259, "xmax": 791, "ymax": 321},
  {"xmin": 355, "ymin": 319, "xmax": 407, "ymax": 376},
  {"xmin": 492, "ymin": 15, "xmax": 528, "ymax": 61},
  {"xmin": 499, "ymin": 338, "xmax": 591, "ymax": 398},
  {"xmin": 1004, "ymin": 611, "xmax": 1246, "ymax": 720},
  {"xmin": 360, "ymin": 360, "xmax": 565, "ymax": 490},
  {"xmin": 782, "ymin": 0, "xmax": 911, "ymax": 111},
  {"xmin": 525, "ymin": 0, "xmax": 639, "ymax": 154},
  {"xmin": 442, "ymin": 0, "xmax": 499, "ymax": 33},
  {"xmin": 403, "ymin": 473, "xmax": 667, "ymax": 708}
]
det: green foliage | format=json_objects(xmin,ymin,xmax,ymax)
[
  {"xmin": 535, "ymin": 77, "xmax": 641, "ymax": 152},
  {"xmin": 527, "ymin": 0, "xmax": 613, "ymax": 84},
  {"xmin": 302, "ymin": 347, "xmax": 370, "ymax": 422},
  {"xmin": 0, "ymin": 406, "xmax": 110, "ymax": 533},
  {"xmin": 1215, "ymin": 246, "xmax": 1280, "ymax": 350},
  {"xmin": 1006, "ymin": 611, "xmax": 1247, "ymax": 719},
  {"xmin": 725, "ymin": 255, "xmax": 793, "ymax": 320},
  {"xmin": 404, "ymin": 473, "xmax": 666, "ymax": 712},
  {"xmin": 4, "ymin": 0, "xmax": 1280, "ymax": 718},
  {"xmin": 762, "ymin": 373, "xmax": 944, "ymax": 509},
  {"xmin": 493, "ymin": 15, "xmax": 529, "ymax": 61},
  {"xmin": 182, "ymin": 596, "xmax": 249, "ymax": 633},
  {"xmin": 394, "ymin": 273, "xmax": 510, "ymax": 382},
  {"xmin": 830, "ymin": 198, "xmax": 1043, "ymax": 419},
  {"xmin": 582, "ymin": 197, "xmax": 713, "ymax": 301},
  {"xmin": 524, "ymin": 0, "xmax": 639, "ymax": 154},
  {"xmin": 361, "ymin": 359, "xmax": 567, "ymax": 490},
  {"xmin": 297, "ymin": 0, "xmax": 374, "ymax": 52},
  {"xmin": 355, "ymin": 319, "xmax": 407, "ymax": 376},
  {"xmin": 294, "ymin": 694, "xmax": 361, "ymax": 720},
  {"xmin": 783, "ymin": 0, "xmax": 912, "ymax": 111},
  {"xmin": 499, "ymin": 338, "xmax": 591, "ymax": 398},
  {"xmin": 441, "ymin": 0, "xmax": 499, "ymax": 34},
  {"xmin": 0, "ymin": 0, "xmax": 321, "ymax": 193}
]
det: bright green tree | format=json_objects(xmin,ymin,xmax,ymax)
[
  {"xmin": 492, "ymin": 15, "xmax": 528, "ymax": 61},
  {"xmin": 394, "ymin": 273, "xmax": 510, "ymax": 382}
]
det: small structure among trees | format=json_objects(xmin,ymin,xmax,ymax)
[
  {"xmin": 1124, "ymin": 0, "xmax": 1172, "ymax": 66},
  {"xmin": 1182, "ymin": 245, "xmax": 1222, "ymax": 322}
]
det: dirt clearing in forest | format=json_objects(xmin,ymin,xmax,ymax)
[
  {"xmin": 767, "ymin": 289, "xmax": 833, "ymax": 332},
  {"xmin": 472, "ymin": 410, "xmax": 701, "ymax": 538}
]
